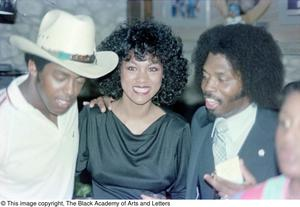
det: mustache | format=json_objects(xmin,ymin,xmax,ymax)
[
  {"xmin": 203, "ymin": 89, "xmax": 246, "ymax": 104},
  {"xmin": 203, "ymin": 93, "xmax": 222, "ymax": 103},
  {"xmin": 57, "ymin": 96, "xmax": 76, "ymax": 103}
]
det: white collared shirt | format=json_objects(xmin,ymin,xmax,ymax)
[
  {"xmin": 0, "ymin": 75, "xmax": 79, "ymax": 199},
  {"xmin": 212, "ymin": 103, "xmax": 257, "ymax": 159}
]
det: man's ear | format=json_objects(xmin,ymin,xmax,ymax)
[{"xmin": 27, "ymin": 59, "xmax": 38, "ymax": 77}]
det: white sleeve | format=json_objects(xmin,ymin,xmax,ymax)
[{"xmin": 0, "ymin": 90, "xmax": 9, "ymax": 164}]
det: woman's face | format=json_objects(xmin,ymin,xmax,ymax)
[
  {"xmin": 120, "ymin": 54, "xmax": 163, "ymax": 106},
  {"xmin": 276, "ymin": 91, "xmax": 300, "ymax": 179}
]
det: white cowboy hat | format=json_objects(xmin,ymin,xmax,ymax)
[{"xmin": 9, "ymin": 9, "xmax": 118, "ymax": 78}]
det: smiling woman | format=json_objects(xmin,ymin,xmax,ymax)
[
  {"xmin": 119, "ymin": 53, "xmax": 163, "ymax": 112},
  {"xmin": 76, "ymin": 20, "xmax": 191, "ymax": 199}
]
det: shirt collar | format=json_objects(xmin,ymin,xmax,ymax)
[
  {"xmin": 211, "ymin": 103, "xmax": 258, "ymax": 140},
  {"xmin": 6, "ymin": 74, "xmax": 34, "ymax": 111},
  {"xmin": 6, "ymin": 74, "xmax": 76, "ymax": 130}
]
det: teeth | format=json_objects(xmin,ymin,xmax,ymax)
[
  {"xmin": 206, "ymin": 98, "xmax": 218, "ymax": 104},
  {"xmin": 57, "ymin": 99, "xmax": 69, "ymax": 107},
  {"xmin": 59, "ymin": 100, "xmax": 67, "ymax": 104},
  {"xmin": 133, "ymin": 87, "xmax": 149, "ymax": 93}
]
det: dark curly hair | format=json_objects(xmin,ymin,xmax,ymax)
[
  {"xmin": 192, "ymin": 24, "xmax": 284, "ymax": 109},
  {"xmin": 96, "ymin": 20, "xmax": 188, "ymax": 106}
]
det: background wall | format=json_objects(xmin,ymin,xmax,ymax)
[
  {"xmin": 0, "ymin": 0, "xmax": 127, "ymax": 72},
  {"xmin": 154, "ymin": 0, "xmax": 300, "ymax": 107},
  {"xmin": 1, "ymin": 0, "xmax": 300, "ymax": 120}
]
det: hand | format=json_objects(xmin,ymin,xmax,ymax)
[
  {"xmin": 140, "ymin": 192, "xmax": 166, "ymax": 200},
  {"xmin": 83, "ymin": 96, "xmax": 114, "ymax": 112},
  {"xmin": 203, "ymin": 159, "xmax": 256, "ymax": 198}
]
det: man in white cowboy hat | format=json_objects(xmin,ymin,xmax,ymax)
[{"xmin": 0, "ymin": 9, "xmax": 118, "ymax": 199}]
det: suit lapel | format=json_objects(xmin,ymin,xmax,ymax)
[
  {"xmin": 239, "ymin": 107, "xmax": 268, "ymax": 159},
  {"xmin": 238, "ymin": 107, "xmax": 279, "ymax": 182},
  {"xmin": 194, "ymin": 122, "xmax": 215, "ymax": 198}
]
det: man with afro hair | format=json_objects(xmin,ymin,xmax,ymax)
[{"xmin": 186, "ymin": 23, "xmax": 284, "ymax": 199}]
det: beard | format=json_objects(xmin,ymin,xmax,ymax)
[{"xmin": 206, "ymin": 109, "xmax": 216, "ymax": 122}]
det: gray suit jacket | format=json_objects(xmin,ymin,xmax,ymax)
[{"xmin": 185, "ymin": 106, "xmax": 279, "ymax": 199}]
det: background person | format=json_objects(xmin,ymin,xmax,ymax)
[
  {"xmin": 234, "ymin": 81, "xmax": 300, "ymax": 199},
  {"xmin": 213, "ymin": 0, "xmax": 271, "ymax": 25}
]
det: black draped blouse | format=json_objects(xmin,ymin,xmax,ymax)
[{"xmin": 76, "ymin": 107, "xmax": 191, "ymax": 199}]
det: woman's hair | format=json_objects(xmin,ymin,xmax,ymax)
[
  {"xmin": 96, "ymin": 20, "xmax": 188, "ymax": 106},
  {"xmin": 192, "ymin": 23, "xmax": 284, "ymax": 109}
]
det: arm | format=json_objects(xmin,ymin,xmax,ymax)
[
  {"xmin": 0, "ymin": 124, "xmax": 8, "ymax": 165},
  {"xmin": 213, "ymin": 0, "xmax": 229, "ymax": 17},
  {"xmin": 168, "ymin": 124, "xmax": 192, "ymax": 199},
  {"xmin": 76, "ymin": 107, "xmax": 90, "ymax": 175},
  {"xmin": 241, "ymin": 0, "xmax": 271, "ymax": 24},
  {"xmin": 0, "ymin": 90, "xmax": 9, "ymax": 165},
  {"xmin": 74, "ymin": 107, "xmax": 93, "ymax": 198}
]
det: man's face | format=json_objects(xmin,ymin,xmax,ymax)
[
  {"xmin": 201, "ymin": 52, "xmax": 250, "ymax": 118},
  {"xmin": 35, "ymin": 62, "xmax": 86, "ymax": 116}
]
